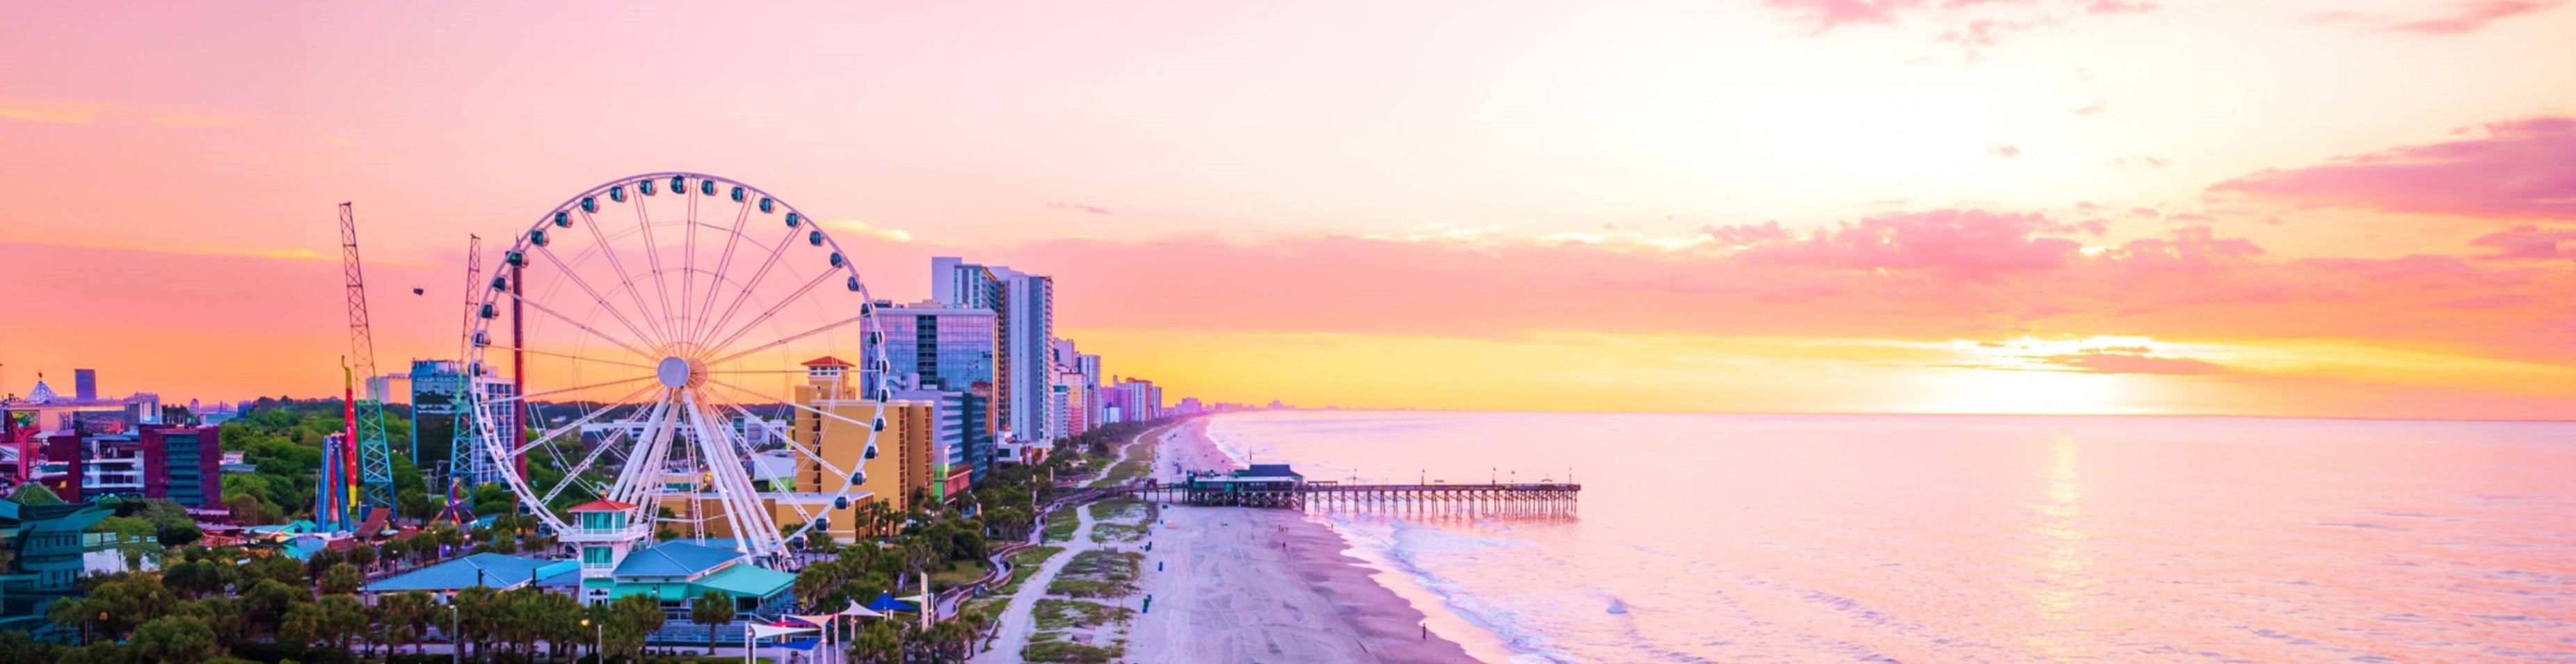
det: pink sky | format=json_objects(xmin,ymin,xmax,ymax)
[{"xmin": 3, "ymin": 1, "xmax": 2575, "ymax": 418}]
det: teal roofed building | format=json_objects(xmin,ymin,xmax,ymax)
[
  {"xmin": 591, "ymin": 540, "xmax": 797, "ymax": 645},
  {"xmin": 362, "ymin": 553, "xmax": 579, "ymax": 596},
  {"xmin": 554, "ymin": 500, "xmax": 795, "ymax": 644},
  {"xmin": 0, "ymin": 498, "xmax": 111, "ymax": 633}
]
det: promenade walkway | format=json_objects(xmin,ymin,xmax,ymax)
[{"xmin": 973, "ymin": 499, "xmax": 1097, "ymax": 662}]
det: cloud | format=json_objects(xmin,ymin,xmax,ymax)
[
  {"xmin": 998, "ymin": 207, "xmax": 2576, "ymax": 375},
  {"xmin": 2470, "ymin": 225, "xmax": 2576, "ymax": 259},
  {"xmin": 2039, "ymin": 353, "xmax": 2225, "ymax": 375},
  {"xmin": 2082, "ymin": 0, "xmax": 2161, "ymax": 14},
  {"xmin": 1720, "ymin": 209, "xmax": 2083, "ymax": 280},
  {"xmin": 0, "ymin": 99, "xmax": 240, "ymax": 127},
  {"xmin": 2209, "ymin": 117, "xmax": 2576, "ymax": 220},
  {"xmin": 821, "ymin": 219, "xmax": 914, "ymax": 243},
  {"xmin": 1763, "ymin": 0, "xmax": 1927, "ymax": 32},
  {"xmin": 1049, "ymin": 202, "xmax": 1114, "ymax": 216},
  {"xmin": 2072, "ymin": 103, "xmax": 2106, "ymax": 117},
  {"xmin": 1702, "ymin": 221, "xmax": 1793, "ymax": 248},
  {"xmin": 1987, "ymin": 143, "xmax": 2022, "ymax": 158},
  {"xmin": 0, "ymin": 100, "xmax": 104, "ymax": 124},
  {"xmin": 2390, "ymin": 0, "xmax": 2564, "ymax": 34}
]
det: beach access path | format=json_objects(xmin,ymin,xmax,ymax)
[{"xmin": 975, "ymin": 499, "xmax": 1099, "ymax": 662}]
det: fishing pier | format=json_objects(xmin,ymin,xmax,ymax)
[{"xmin": 1118, "ymin": 464, "xmax": 1581, "ymax": 515}]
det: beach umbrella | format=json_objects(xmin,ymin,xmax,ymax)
[
  {"xmin": 787, "ymin": 613, "xmax": 838, "ymax": 647},
  {"xmin": 746, "ymin": 624, "xmax": 817, "ymax": 664},
  {"xmin": 863, "ymin": 592, "xmax": 918, "ymax": 613}
]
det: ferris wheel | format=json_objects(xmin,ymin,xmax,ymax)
[{"xmin": 461, "ymin": 172, "xmax": 893, "ymax": 562}]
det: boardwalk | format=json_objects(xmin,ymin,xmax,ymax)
[{"xmin": 1119, "ymin": 480, "xmax": 1581, "ymax": 514}]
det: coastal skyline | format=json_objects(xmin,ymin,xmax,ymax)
[{"xmin": 8, "ymin": 1, "xmax": 2576, "ymax": 419}]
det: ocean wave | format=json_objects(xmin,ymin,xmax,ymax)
[{"xmin": 1323, "ymin": 515, "xmax": 1577, "ymax": 663}]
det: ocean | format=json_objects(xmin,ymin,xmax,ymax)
[{"xmin": 1203, "ymin": 411, "xmax": 2576, "ymax": 663}]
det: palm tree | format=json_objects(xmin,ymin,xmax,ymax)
[
  {"xmin": 690, "ymin": 591, "xmax": 736, "ymax": 656},
  {"xmin": 376, "ymin": 591, "xmax": 433, "ymax": 655}
]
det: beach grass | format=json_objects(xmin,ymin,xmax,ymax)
[
  {"xmin": 929, "ymin": 558, "xmax": 991, "ymax": 589},
  {"xmin": 1047, "ymin": 549, "xmax": 1144, "ymax": 598},
  {"xmin": 1090, "ymin": 521, "xmax": 1147, "ymax": 543},
  {"xmin": 1085, "ymin": 498, "xmax": 1150, "ymax": 523},
  {"xmin": 1034, "ymin": 598, "xmax": 1134, "ymax": 631},
  {"xmin": 1041, "ymin": 506, "xmax": 1080, "ymax": 542},
  {"xmin": 997, "ymin": 546, "xmax": 1065, "ymax": 595},
  {"xmin": 1022, "ymin": 633, "xmax": 1123, "ymax": 663}
]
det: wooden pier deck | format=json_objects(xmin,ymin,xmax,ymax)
[{"xmin": 1114, "ymin": 480, "xmax": 1581, "ymax": 514}]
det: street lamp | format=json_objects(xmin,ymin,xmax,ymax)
[
  {"xmin": 449, "ymin": 603, "xmax": 461, "ymax": 664},
  {"xmin": 582, "ymin": 617, "xmax": 601, "ymax": 662}
]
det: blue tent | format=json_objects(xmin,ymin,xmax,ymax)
[{"xmin": 864, "ymin": 592, "xmax": 918, "ymax": 613}]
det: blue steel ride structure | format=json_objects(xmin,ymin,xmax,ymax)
[
  {"xmin": 337, "ymin": 202, "xmax": 397, "ymax": 520},
  {"xmin": 462, "ymin": 172, "xmax": 892, "ymax": 565}
]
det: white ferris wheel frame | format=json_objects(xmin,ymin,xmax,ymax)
[{"xmin": 461, "ymin": 171, "xmax": 895, "ymax": 564}]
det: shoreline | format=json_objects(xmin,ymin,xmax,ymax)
[{"xmin": 1122, "ymin": 418, "xmax": 1481, "ymax": 663}]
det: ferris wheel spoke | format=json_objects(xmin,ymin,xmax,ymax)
[
  {"xmin": 533, "ymin": 245, "xmax": 670, "ymax": 357},
  {"xmin": 629, "ymin": 193, "xmax": 682, "ymax": 342},
  {"xmin": 476, "ymin": 343, "xmax": 657, "ymax": 371},
  {"xmin": 505, "ymin": 383, "xmax": 662, "ymax": 458},
  {"xmin": 604, "ymin": 395, "xmax": 679, "ymax": 508},
  {"xmin": 538, "ymin": 423, "xmax": 639, "ymax": 508},
  {"xmin": 493, "ymin": 284, "xmax": 662, "ymax": 362},
  {"xmin": 710, "ymin": 395, "xmax": 863, "ymax": 492},
  {"xmin": 703, "ymin": 312, "xmax": 868, "ymax": 367},
  {"xmin": 481, "ymin": 375, "xmax": 655, "ymax": 407},
  {"xmin": 693, "ymin": 195, "xmax": 759, "ymax": 353},
  {"xmin": 696, "ymin": 224, "xmax": 801, "ymax": 350},
  {"xmin": 680, "ymin": 391, "xmax": 781, "ymax": 559},
  {"xmin": 704, "ymin": 268, "xmax": 841, "ymax": 355},
  {"xmin": 575, "ymin": 208, "xmax": 676, "ymax": 348},
  {"xmin": 703, "ymin": 378, "xmax": 886, "ymax": 451},
  {"xmin": 701, "ymin": 396, "xmax": 842, "ymax": 544}
]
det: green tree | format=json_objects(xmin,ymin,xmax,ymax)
[
  {"xmin": 174, "ymin": 596, "xmax": 246, "ymax": 652},
  {"xmin": 165, "ymin": 558, "xmax": 232, "ymax": 598},
  {"xmin": 850, "ymin": 619, "xmax": 904, "ymax": 664},
  {"xmin": 129, "ymin": 615, "xmax": 221, "ymax": 664},
  {"xmin": 691, "ymin": 590, "xmax": 737, "ymax": 656},
  {"xmin": 44, "ymin": 597, "xmax": 96, "ymax": 645},
  {"xmin": 600, "ymin": 592, "xmax": 666, "ymax": 660},
  {"xmin": 241, "ymin": 578, "xmax": 312, "ymax": 639},
  {"xmin": 374, "ymin": 591, "xmax": 434, "ymax": 656},
  {"xmin": 86, "ymin": 572, "xmax": 179, "ymax": 638},
  {"xmin": 453, "ymin": 585, "xmax": 500, "ymax": 660},
  {"xmin": 319, "ymin": 562, "xmax": 364, "ymax": 596}
]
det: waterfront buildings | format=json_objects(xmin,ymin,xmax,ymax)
[
  {"xmin": 889, "ymin": 387, "xmax": 973, "ymax": 501},
  {"xmin": 791, "ymin": 357, "xmax": 937, "ymax": 517},
  {"xmin": 31, "ymin": 424, "xmax": 222, "ymax": 507},
  {"xmin": 937, "ymin": 259, "xmax": 1056, "ymax": 444},
  {"xmin": 869, "ymin": 300, "xmax": 1001, "ymax": 482}
]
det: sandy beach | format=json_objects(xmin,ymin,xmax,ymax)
[{"xmin": 1121, "ymin": 419, "xmax": 1480, "ymax": 663}]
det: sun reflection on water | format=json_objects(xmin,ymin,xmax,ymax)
[{"xmin": 2026, "ymin": 435, "xmax": 2099, "ymax": 661}]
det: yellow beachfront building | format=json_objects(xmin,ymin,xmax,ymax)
[
  {"xmin": 651, "ymin": 357, "xmax": 938, "ymax": 543},
  {"xmin": 790, "ymin": 357, "xmax": 937, "ymax": 519}
]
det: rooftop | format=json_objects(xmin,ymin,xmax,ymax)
[
  {"xmin": 613, "ymin": 540, "xmax": 744, "ymax": 578},
  {"xmin": 364, "ymin": 553, "xmax": 569, "ymax": 593}
]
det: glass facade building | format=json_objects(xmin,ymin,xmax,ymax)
[{"xmin": 872, "ymin": 301, "xmax": 1000, "ymax": 481}]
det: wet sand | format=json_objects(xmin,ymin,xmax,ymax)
[{"xmin": 1123, "ymin": 419, "xmax": 1479, "ymax": 663}]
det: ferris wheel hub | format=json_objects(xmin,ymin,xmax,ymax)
[{"xmin": 655, "ymin": 355, "xmax": 701, "ymax": 389}]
